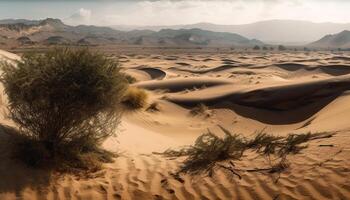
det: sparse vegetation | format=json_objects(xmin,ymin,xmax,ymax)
[
  {"xmin": 161, "ymin": 127, "xmax": 333, "ymax": 177},
  {"xmin": 278, "ymin": 45, "xmax": 287, "ymax": 51},
  {"xmin": 162, "ymin": 127, "xmax": 246, "ymax": 175},
  {"xmin": 147, "ymin": 102, "xmax": 161, "ymax": 112},
  {"xmin": 189, "ymin": 103, "xmax": 210, "ymax": 117},
  {"xmin": 123, "ymin": 73, "xmax": 137, "ymax": 84},
  {"xmin": 122, "ymin": 87, "xmax": 148, "ymax": 109},
  {"xmin": 253, "ymin": 45, "xmax": 261, "ymax": 50},
  {"xmin": 1, "ymin": 48, "xmax": 128, "ymax": 172}
]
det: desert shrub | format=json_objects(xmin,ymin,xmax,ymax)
[
  {"xmin": 146, "ymin": 102, "xmax": 161, "ymax": 112},
  {"xmin": 122, "ymin": 87, "xmax": 148, "ymax": 109},
  {"xmin": 12, "ymin": 135, "xmax": 51, "ymax": 167},
  {"xmin": 1, "ymin": 48, "xmax": 128, "ymax": 171},
  {"xmin": 189, "ymin": 103, "xmax": 210, "ymax": 116},
  {"xmin": 123, "ymin": 73, "xmax": 137, "ymax": 84},
  {"xmin": 162, "ymin": 126, "xmax": 246, "ymax": 174},
  {"xmin": 278, "ymin": 45, "xmax": 287, "ymax": 51},
  {"xmin": 253, "ymin": 45, "xmax": 261, "ymax": 50},
  {"xmin": 161, "ymin": 127, "xmax": 333, "ymax": 176},
  {"xmin": 247, "ymin": 132, "xmax": 313, "ymax": 158}
]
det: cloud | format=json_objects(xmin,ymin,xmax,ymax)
[{"xmin": 65, "ymin": 8, "xmax": 92, "ymax": 25}]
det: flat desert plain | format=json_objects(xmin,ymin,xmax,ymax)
[{"xmin": 1, "ymin": 49, "xmax": 350, "ymax": 200}]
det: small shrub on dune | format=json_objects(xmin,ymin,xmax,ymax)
[
  {"xmin": 146, "ymin": 102, "xmax": 161, "ymax": 112},
  {"xmin": 1, "ymin": 48, "xmax": 128, "ymax": 172},
  {"xmin": 122, "ymin": 87, "xmax": 148, "ymax": 110},
  {"xmin": 161, "ymin": 127, "xmax": 333, "ymax": 177},
  {"xmin": 248, "ymin": 132, "xmax": 313, "ymax": 158},
  {"xmin": 189, "ymin": 103, "xmax": 210, "ymax": 117},
  {"xmin": 162, "ymin": 126, "xmax": 246, "ymax": 175},
  {"xmin": 123, "ymin": 73, "xmax": 137, "ymax": 84}
]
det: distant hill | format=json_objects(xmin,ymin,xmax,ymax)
[
  {"xmin": 111, "ymin": 20, "xmax": 350, "ymax": 45},
  {"xmin": 0, "ymin": 19, "xmax": 41, "ymax": 25},
  {"xmin": 130, "ymin": 28, "xmax": 263, "ymax": 46},
  {"xmin": 308, "ymin": 30, "xmax": 350, "ymax": 49},
  {"xmin": 0, "ymin": 18, "xmax": 263, "ymax": 47}
]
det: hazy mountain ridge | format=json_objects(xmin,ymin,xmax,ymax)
[
  {"xmin": 134, "ymin": 28, "xmax": 263, "ymax": 46},
  {"xmin": 0, "ymin": 18, "xmax": 262, "ymax": 47},
  {"xmin": 0, "ymin": 19, "xmax": 41, "ymax": 25},
  {"xmin": 3, "ymin": 18, "xmax": 350, "ymax": 48},
  {"xmin": 309, "ymin": 30, "xmax": 350, "ymax": 49},
  {"xmin": 112, "ymin": 20, "xmax": 350, "ymax": 45}
]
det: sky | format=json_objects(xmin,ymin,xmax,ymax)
[{"xmin": 0, "ymin": 0, "xmax": 349, "ymax": 26}]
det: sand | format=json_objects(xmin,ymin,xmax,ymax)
[{"xmin": 0, "ymin": 49, "xmax": 350, "ymax": 199}]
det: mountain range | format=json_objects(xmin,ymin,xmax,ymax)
[
  {"xmin": 308, "ymin": 30, "xmax": 350, "ymax": 49},
  {"xmin": 112, "ymin": 20, "xmax": 350, "ymax": 45},
  {"xmin": 1, "ymin": 18, "xmax": 350, "ymax": 49},
  {"xmin": 0, "ymin": 18, "xmax": 262, "ymax": 47}
]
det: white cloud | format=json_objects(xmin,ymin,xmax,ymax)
[{"xmin": 65, "ymin": 8, "xmax": 92, "ymax": 25}]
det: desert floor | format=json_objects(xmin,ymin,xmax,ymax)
[{"xmin": 0, "ymin": 49, "xmax": 350, "ymax": 200}]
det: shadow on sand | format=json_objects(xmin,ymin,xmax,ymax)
[{"xmin": 0, "ymin": 124, "xmax": 54, "ymax": 198}]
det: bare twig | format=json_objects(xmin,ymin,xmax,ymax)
[{"xmin": 217, "ymin": 164, "xmax": 242, "ymax": 179}]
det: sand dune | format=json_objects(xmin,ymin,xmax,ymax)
[
  {"xmin": 325, "ymin": 56, "xmax": 350, "ymax": 62},
  {"xmin": 134, "ymin": 77, "xmax": 232, "ymax": 92},
  {"xmin": 0, "ymin": 49, "xmax": 20, "ymax": 62},
  {"xmin": 134, "ymin": 67, "xmax": 167, "ymax": 80},
  {"xmin": 1, "ymin": 50, "xmax": 350, "ymax": 200},
  {"xmin": 272, "ymin": 63, "xmax": 350, "ymax": 76},
  {"xmin": 169, "ymin": 64, "xmax": 239, "ymax": 74},
  {"xmin": 167, "ymin": 75, "xmax": 350, "ymax": 109}
]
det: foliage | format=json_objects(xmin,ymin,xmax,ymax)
[
  {"xmin": 1, "ymin": 48, "xmax": 128, "ymax": 171},
  {"xmin": 123, "ymin": 73, "xmax": 137, "ymax": 84},
  {"xmin": 122, "ymin": 87, "xmax": 148, "ymax": 109},
  {"xmin": 253, "ymin": 45, "xmax": 261, "ymax": 50},
  {"xmin": 146, "ymin": 102, "xmax": 161, "ymax": 112},
  {"xmin": 163, "ymin": 127, "xmax": 245, "ymax": 174},
  {"xmin": 189, "ymin": 103, "xmax": 210, "ymax": 116},
  {"xmin": 161, "ymin": 127, "xmax": 332, "ymax": 176},
  {"xmin": 278, "ymin": 45, "xmax": 287, "ymax": 51}
]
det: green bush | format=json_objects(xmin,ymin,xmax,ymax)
[
  {"xmin": 123, "ymin": 73, "xmax": 137, "ymax": 84},
  {"xmin": 122, "ymin": 87, "xmax": 148, "ymax": 109},
  {"xmin": 1, "ymin": 48, "xmax": 128, "ymax": 171}
]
